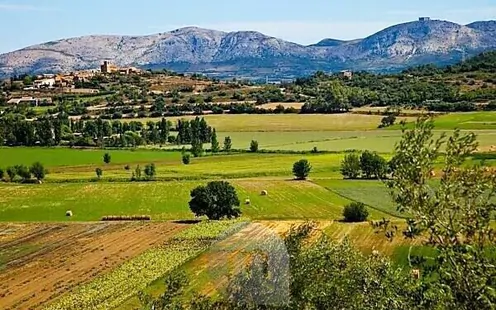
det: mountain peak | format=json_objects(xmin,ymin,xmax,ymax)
[{"xmin": 0, "ymin": 19, "xmax": 495, "ymax": 78}]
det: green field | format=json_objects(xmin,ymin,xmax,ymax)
[
  {"xmin": 0, "ymin": 147, "xmax": 180, "ymax": 167},
  {"xmin": 390, "ymin": 111, "xmax": 496, "ymax": 130},
  {"xmin": 314, "ymin": 179, "xmax": 401, "ymax": 217},
  {"xmin": 0, "ymin": 179, "xmax": 389, "ymax": 222}
]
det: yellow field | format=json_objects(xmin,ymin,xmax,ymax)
[{"xmin": 126, "ymin": 114, "xmax": 416, "ymax": 132}]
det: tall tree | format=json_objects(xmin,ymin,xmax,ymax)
[
  {"xmin": 210, "ymin": 129, "xmax": 220, "ymax": 153},
  {"xmin": 224, "ymin": 136, "xmax": 232, "ymax": 152}
]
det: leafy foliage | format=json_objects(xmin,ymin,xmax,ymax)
[
  {"xmin": 211, "ymin": 129, "xmax": 220, "ymax": 153},
  {"xmin": 30, "ymin": 162, "xmax": 47, "ymax": 181},
  {"xmin": 292, "ymin": 159, "xmax": 311, "ymax": 180},
  {"xmin": 224, "ymin": 136, "xmax": 232, "ymax": 152},
  {"xmin": 144, "ymin": 163, "xmax": 156, "ymax": 180},
  {"xmin": 95, "ymin": 167, "xmax": 103, "ymax": 179},
  {"xmin": 377, "ymin": 116, "xmax": 496, "ymax": 308},
  {"xmin": 189, "ymin": 181, "xmax": 241, "ymax": 220},
  {"xmin": 182, "ymin": 153, "xmax": 191, "ymax": 165},
  {"xmin": 249, "ymin": 140, "xmax": 259, "ymax": 153},
  {"xmin": 343, "ymin": 202, "xmax": 369, "ymax": 222},
  {"xmin": 103, "ymin": 153, "xmax": 111, "ymax": 164},
  {"xmin": 340, "ymin": 153, "xmax": 361, "ymax": 179},
  {"xmin": 360, "ymin": 151, "xmax": 388, "ymax": 179}
]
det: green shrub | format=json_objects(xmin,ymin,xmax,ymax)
[
  {"xmin": 343, "ymin": 202, "xmax": 369, "ymax": 222},
  {"xmin": 182, "ymin": 153, "xmax": 191, "ymax": 165}
]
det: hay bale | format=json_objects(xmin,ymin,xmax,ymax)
[
  {"xmin": 245, "ymin": 198, "xmax": 251, "ymax": 205},
  {"xmin": 261, "ymin": 190, "xmax": 268, "ymax": 196},
  {"xmin": 66, "ymin": 210, "xmax": 73, "ymax": 217},
  {"xmin": 372, "ymin": 250, "xmax": 379, "ymax": 256}
]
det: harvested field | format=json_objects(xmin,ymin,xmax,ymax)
[
  {"xmin": 0, "ymin": 222, "xmax": 187, "ymax": 310},
  {"xmin": 257, "ymin": 102, "xmax": 304, "ymax": 110}
]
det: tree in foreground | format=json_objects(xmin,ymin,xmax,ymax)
[
  {"xmin": 342, "ymin": 202, "xmax": 369, "ymax": 222},
  {"xmin": 340, "ymin": 153, "xmax": 361, "ymax": 179},
  {"xmin": 30, "ymin": 162, "xmax": 47, "ymax": 181},
  {"xmin": 249, "ymin": 140, "xmax": 259, "ymax": 153},
  {"xmin": 292, "ymin": 159, "xmax": 311, "ymax": 180},
  {"xmin": 189, "ymin": 181, "xmax": 241, "ymax": 220},
  {"xmin": 377, "ymin": 116, "xmax": 496, "ymax": 308},
  {"xmin": 103, "ymin": 152, "xmax": 111, "ymax": 164},
  {"xmin": 95, "ymin": 167, "xmax": 103, "ymax": 179}
]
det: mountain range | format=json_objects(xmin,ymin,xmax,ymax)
[{"xmin": 1, "ymin": 19, "xmax": 495, "ymax": 79}]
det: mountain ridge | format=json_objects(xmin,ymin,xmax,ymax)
[{"xmin": 1, "ymin": 19, "xmax": 495, "ymax": 78}]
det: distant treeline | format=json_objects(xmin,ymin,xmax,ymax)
[{"xmin": 0, "ymin": 115, "xmax": 213, "ymax": 147}]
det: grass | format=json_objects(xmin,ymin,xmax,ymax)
[
  {"xmin": 0, "ymin": 147, "xmax": 181, "ymax": 167},
  {"xmin": 0, "ymin": 179, "xmax": 389, "ymax": 222},
  {"xmin": 390, "ymin": 111, "xmax": 496, "ymax": 130},
  {"xmin": 219, "ymin": 130, "xmax": 496, "ymax": 153},
  {"xmin": 313, "ymin": 179, "xmax": 402, "ymax": 217},
  {"xmin": 1, "ymin": 152, "xmax": 346, "ymax": 181}
]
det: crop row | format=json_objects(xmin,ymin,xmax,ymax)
[{"xmin": 45, "ymin": 220, "xmax": 248, "ymax": 310}]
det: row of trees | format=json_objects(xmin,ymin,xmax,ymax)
[
  {"xmin": 0, "ymin": 114, "xmax": 215, "ymax": 148},
  {"xmin": 1, "ymin": 162, "xmax": 47, "ymax": 183}
]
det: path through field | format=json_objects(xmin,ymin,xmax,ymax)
[{"xmin": 0, "ymin": 222, "xmax": 187, "ymax": 310}]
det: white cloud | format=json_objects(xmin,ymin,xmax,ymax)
[{"xmin": 148, "ymin": 21, "xmax": 394, "ymax": 45}]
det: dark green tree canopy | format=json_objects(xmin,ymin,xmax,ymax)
[
  {"xmin": 189, "ymin": 181, "xmax": 241, "ymax": 220},
  {"xmin": 343, "ymin": 202, "xmax": 369, "ymax": 222},
  {"xmin": 30, "ymin": 162, "xmax": 47, "ymax": 181},
  {"xmin": 340, "ymin": 153, "xmax": 361, "ymax": 179},
  {"xmin": 292, "ymin": 159, "xmax": 312, "ymax": 180},
  {"xmin": 103, "ymin": 152, "xmax": 111, "ymax": 164}
]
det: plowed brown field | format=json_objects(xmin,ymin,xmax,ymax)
[{"xmin": 0, "ymin": 222, "xmax": 187, "ymax": 310}]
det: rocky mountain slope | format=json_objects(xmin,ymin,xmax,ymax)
[{"xmin": 0, "ymin": 19, "xmax": 495, "ymax": 78}]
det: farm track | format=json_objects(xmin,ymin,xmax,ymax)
[{"xmin": 0, "ymin": 222, "xmax": 188, "ymax": 310}]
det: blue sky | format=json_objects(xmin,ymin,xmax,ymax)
[{"xmin": 0, "ymin": 0, "xmax": 495, "ymax": 53}]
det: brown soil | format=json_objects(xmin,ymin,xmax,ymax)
[{"xmin": 0, "ymin": 222, "xmax": 187, "ymax": 310}]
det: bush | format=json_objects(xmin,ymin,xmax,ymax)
[
  {"xmin": 144, "ymin": 163, "xmax": 156, "ymax": 180},
  {"xmin": 343, "ymin": 202, "xmax": 369, "ymax": 222},
  {"xmin": 15, "ymin": 165, "xmax": 31, "ymax": 181},
  {"xmin": 189, "ymin": 181, "xmax": 241, "ymax": 220},
  {"xmin": 0, "ymin": 168, "xmax": 4, "ymax": 181},
  {"xmin": 6, "ymin": 166, "xmax": 16, "ymax": 182},
  {"xmin": 341, "ymin": 153, "xmax": 361, "ymax": 179},
  {"xmin": 250, "ymin": 140, "xmax": 259, "ymax": 152},
  {"xmin": 103, "ymin": 153, "xmax": 111, "ymax": 164},
  {"xmin": 95, "ymin": 167, "xmax": 103, "ymax": 179},
  {"xmin": 30, "ymin": 162, "xmax": 47, "ymax": 181},
  {"xmin": 293, "ymin": 159, "xmax": 312, "ymax": 180},
  {"xmin": 182, "ymin": 153, "xmax": 191, "ymax": 165}
]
